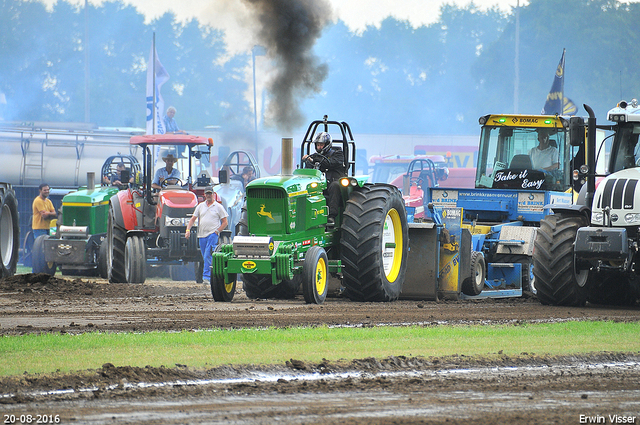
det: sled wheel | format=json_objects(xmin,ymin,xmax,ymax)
[{"xmin": 461, "ymin": 251, "xmax": 486, "ymax": 296}]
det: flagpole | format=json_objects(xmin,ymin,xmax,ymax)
[
  {"xmin": 561, "ymin": 47, "xmax": 566, "ymax": 115},
  {"xmin": 514, "ymin": 0, "xmax": 520, "ymax": 113},
  {"xmin": 152, "ymin": 32, "xmax": 156, "ymax": 135}
]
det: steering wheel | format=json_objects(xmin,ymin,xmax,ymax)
[
  {"xmin": 410, "ymin": 176, "xmax": 423, "ymax": 187},
  {"xmin": 161, "ymin": 178, "xmax": 183, "ymax": 188},
  {"xmin": 306, "ymin": 153, "xmax": 329, "ymax": 169},
  {"xmin": 314, "ymin": 154, "xmax": 330, "ymax": 169}
]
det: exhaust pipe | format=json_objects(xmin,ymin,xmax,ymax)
[
  {"xmin": 87, "ymin": 172, "xmax": 95, "ymax": 190},
  {"xmin": 281, "ymin": 137, "xmax": 293, "ymax": 175}
]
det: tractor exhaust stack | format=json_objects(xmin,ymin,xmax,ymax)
[
  {"xmin": 87, "ymin": 172, "xmax": 95, "ymax": 190},
  {"xmin": 282, "ymin": 137, "xmax": 293, "ymax": 175}
]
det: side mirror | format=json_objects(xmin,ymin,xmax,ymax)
[
  {"xmin": 569, "ymin": 116, "xmax": 585, "ymax": 147},
  {"xmin": 218, "ymin": 169, "xmax": 228, "ymax": 184}
]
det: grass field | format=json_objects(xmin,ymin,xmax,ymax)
[{"xmin": 2, "ymin": 321, "xmax": 639, "ymax": 377}]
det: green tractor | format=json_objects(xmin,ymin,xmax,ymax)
[
  {"xmin": 33, "ymin": 154, "xmax": 140, "ymax": 277},
  {"xmin": 211, "ymin": 117, "xmax": 409, "ymax": 304}
]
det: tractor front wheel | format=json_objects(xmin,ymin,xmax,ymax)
[
  {"xmin": 108, "ymin": 206, "xmax": 127, "ymax": 283},
  {"xmin": 32, "ymin": 235, "xmax": 56, "ymax": 275},
  {"xmin": 97, "ymin": 242, "xmax": 108, "ymax": 279},
  {"xmin": 124, "ymin": 235, "xmax": 146, "ymax": 283},
  {"xmin": 341, "ymin": 184, "xmax": 408, "ymax": 302},
  {"xmin": 211, "ymin": 244, "xmax": 236, "ymax": 302},
  {"xmin": 302, "ymin": 246, "xmax": 328, "ymax": 304}
]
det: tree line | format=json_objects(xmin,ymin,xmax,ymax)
[{"xmin": 1, "ymin": 0, "xmax": 639, "ymax": 135}]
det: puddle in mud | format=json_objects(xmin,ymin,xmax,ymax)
[{"xmin": 5, "ymin": 360, "xmax": 640, "ymax": 401}]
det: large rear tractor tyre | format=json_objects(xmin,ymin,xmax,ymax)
[
  {"xmin": 32, "ymin": 235, "xmax": 56, "ymax": 275},
  {"xmin": 0, "ymin": 184, "xmax": 19, "ymax": 278},
  {"xmin": 124, "ymin": 235, "xmax": 146, "ymax": 283},
  {"xmin": 340, "ymin": 184, "xmax": 408, "ymax": 302},
  {"xmin": 533, "ymin": 214, "xmax": 589, "ymax": 306},
  {"xmin": 493, "ymin": 253, "xmax": 535, "ymax": 293},
  {"xmin": 302, "ymin": 246, "xmax": 329, "ymax": 304},
  {"xmin": 108, "ymin": 206, "xmax": 127, "ymax": 283},
  {"xmin": 461, "ymin": 251, "xmax": 486, "ymax": 296},
  {"xmin": 211, "ymin": 244, "xmax": 236, "ymax": 302}
]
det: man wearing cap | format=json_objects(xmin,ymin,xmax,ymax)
[
  {"xmin": 185, "ymin": 186, "xmax": 228, "ymax": 285},
  {"xmin": 152, "ymin": 152, "xmax": 182, "ymax": 189}
]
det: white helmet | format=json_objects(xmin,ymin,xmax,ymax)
[{"xmin": 313, "ymin": 132, "xmax": 332, "ymax": 155}]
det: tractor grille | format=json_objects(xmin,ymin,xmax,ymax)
[
  {"xmin": 247, "ymin": 188, "xmax": 285, "ymax": 199},
  {"xmin": 598, "ymin": 178, "xmax": 638, "ymax": 210}
]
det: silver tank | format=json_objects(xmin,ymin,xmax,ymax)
[{"xmin": 0, "ymin": 122, "xmax": 144, "ymax": 188}]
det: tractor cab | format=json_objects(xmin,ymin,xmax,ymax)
[
  {"xmin": 100, "ymin": 154, "xmax": 140, "ymax": 190},
  {"xmin": 475, "ymin": 114, "xmax": 572, "ymax": 192}
]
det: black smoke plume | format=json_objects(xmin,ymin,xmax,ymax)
[{"xmin": 244, "ymin": 0, "xmax": 332, "ymax": 132}]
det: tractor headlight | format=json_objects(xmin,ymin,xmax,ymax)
[
  {"xmin": 592, "ymin": 212, "xmax": 603, "ymax": 223},
  {"xmin": 625, "ymin": 213, "xmax": 640, "ymax": 224},
  {"xmin": 165, "ymin": 216, "xmax": 191, "ymax": 227},
  {"xmin": 340, "ymin": 177, "xmax": 358, "ymax": 187}
]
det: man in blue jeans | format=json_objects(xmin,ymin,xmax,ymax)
[{"xmin": 185, "ymin": 187, "xmax": 228, "ymax": 284}]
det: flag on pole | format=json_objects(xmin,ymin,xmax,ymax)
[
  {"xmin": 146, "ymin": 43, "xmax": 169, "ymax": 135},
  {"xmin": 541, "ymin": 49, "xmax": 577, "ymax": 116}
]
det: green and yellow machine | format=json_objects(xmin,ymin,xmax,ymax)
[
  {"xmin": 210, "ymin": 117, "xmax": 409, "ymax": 304},
  {"xmin": 32, "ymin": 155, "xmax": 140, "ymax": 276}
]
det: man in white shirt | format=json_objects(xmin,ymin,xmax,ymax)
[
  {"xmin": 529, "ymin": 129, "xmax": 559, "ymax": 171},
  {"xmin": 185, "ymin": 186, "xmax": 228, "ymax": 284},
  {"xmin": 152, "ymin": 153, "xmax": 181, "ymax": 189}
]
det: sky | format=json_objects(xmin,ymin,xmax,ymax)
[{"xmin": 38, "ymin": 0, "xmax": 526, "ymax": 57}]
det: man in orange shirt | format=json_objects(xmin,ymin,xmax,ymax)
[{"xmin": 32, "ymin": 183, "xmax": 56, "ymax": 239}]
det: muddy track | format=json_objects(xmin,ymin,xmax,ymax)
[{"xmin": 1, "ymin": 273, "xmax": 640, "ymax": 424}]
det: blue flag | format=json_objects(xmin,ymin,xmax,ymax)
[{"xmin": 541, "ymin": 49, "xmax": 577, "ymax": 116}]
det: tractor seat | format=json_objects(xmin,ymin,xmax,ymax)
[{"xmin": 509, "ymin": 154, "xmax": 532, "ymax": 169}]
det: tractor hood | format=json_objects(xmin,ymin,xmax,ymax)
[
  {"xmin": 246, "ymin": 168, "xmax": 326, "ymax": 195},
  {"xmin": 591, "ymin": 167, "xmax": 640, "ymax": 226},
  {"xmin": 63, "ymin": 186, "xmax": 119, "ymax": 205},
  {"xmin": 245, "ymin": 168, "xmax": 328, "ymax": 237}
]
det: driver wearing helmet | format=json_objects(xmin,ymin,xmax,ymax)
[{"xmin": 302, "ymin": 132, "xmax": 347, "ymax": 225}]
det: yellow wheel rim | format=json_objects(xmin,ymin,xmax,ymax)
[
  {"xmin": 382, "ymin": 208, "xmax": 403, "ymax": 282},
  {"xmin": 225, "ymin": 281, "xmax": 234, "ymax": 293},
  {"xmin": 315, "ymin": 257, "xmax": 327, "ymax": 295}
]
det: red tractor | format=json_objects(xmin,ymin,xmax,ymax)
[{"xmin": 107, "ymin": 134, "xmax": 213, "ymax": 283}]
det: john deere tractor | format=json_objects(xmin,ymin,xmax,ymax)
[
  {"xmin": 32, "ymin": 154, "xmax": 140, "ymax": 277},
  {"xmin": 210, "ymin": 117, "xmax": 409, "ymax": 304}
]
